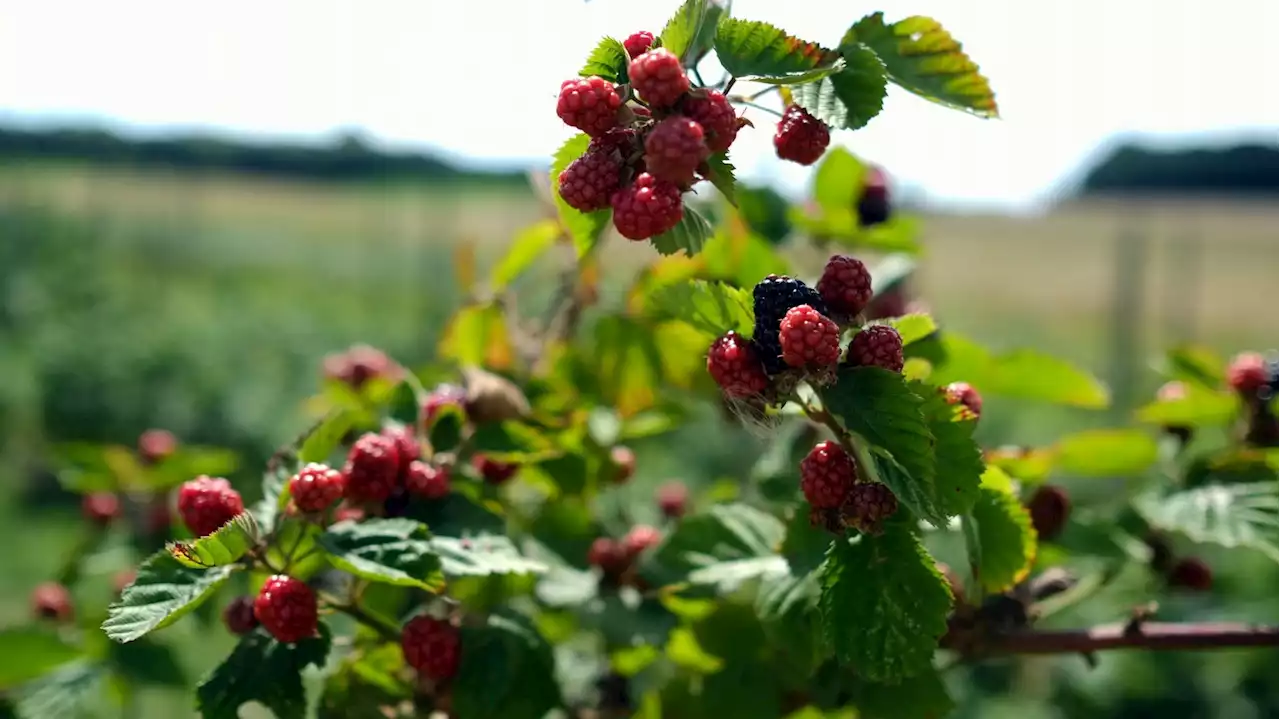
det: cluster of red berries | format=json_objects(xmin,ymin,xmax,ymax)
[
  {"xmin": 706, "ymin": 255, "xmax": 904, "ymax": 400},
  {"xmin": 555, "ymin": 32, "xmax": 749, "ymax": 240},
  {"xmin": 800, "ymin": 440, "xmax": 898, "ymax": 534},
  {"xmin": 587, "ymin": 524, "xmax": 663, "ymax": 585},
  {"xmin": 323, "ymin": 344, "xmax": 401, "ymax": 391}
]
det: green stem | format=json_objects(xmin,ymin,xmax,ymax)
[
  {"xmin": 722, "ymin": 77, "xmax": 737, "ymax": 95},
  {"xmin": 746, "ymin": 85, "xmax": 779, "ymax": 101},
  {"xmin": 692, "ymin": 66, "xmax": 709, "ymax": 88},
  {"xmin": 320, "ymin": 592, "xmax": 401, "ymax": 643},
  {"xmin": 729, "ymin": 98, "xmax": 783, "ymax": 119}
]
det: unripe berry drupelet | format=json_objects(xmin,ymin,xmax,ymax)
[
  {"xmin": 31, "ymin": 582, "xmax": 73, "ymax": 622},
  {"xmin": 289, "ymin": 463, "xmax": 345, "ymax": 513},
  {"xmin": 656, "ymin": 480, "xmax": 689, "ymax": 519},
  {"xmin": 682, "ymin": 90, "xmax": 742, "ymax": 154},
  {"xmin": 1227, "ymin": 351, "xmax": 1268, "ymax": 397},
  {"xmin": 622, "ymin": 524, "xmax": 662, "ymax": 558},
  {"xmin": 382, "ymin": 425, "xmax": 421, "ymax": 473},
  {"xmin": 643, "ymin": 116, "xmax": 709, "ymax": 186},
  {"xmin": 943, "ymin": 382, "xmax": 983, "ymax": 420},
  {"xmin": 623, "ymin": 31, "xmax": 655, "ymax": 59},
  {"xmin": 138, "ymin": 428, "xmax": 178, "ymax": 465},
  {"xmin": 82, "ymin": 492, "xmax": 121, "ymax": 526},
  {"xmin": 559, "ymin": 146, "xmax": 623, "ymax": 212},
  {"xmin": 178, "ymin": 475, "xmax": 244, "ymax": 537},
  {"xmin": 223, "ymin": 596, "xmax": 259, "ymax": 635},
  {"xmin": 401, "ymin": 615, "xmax": 462, "ymax": 681},
  {"xmin": 610, "ymin": 446, "xmax": 636, "ymax": 484},
  {"xmin": 816, "ymin": 255, "xmax": 873, "ymax": 319},
  {"xmin": 404, "ymin": 461, "xmax": 450, "ymax": 499},
  {"xmin": 628, "ymin": 48, "xmax": 691, "ymax": 108},
  {"xmin": 800, "ymin": 441, "xmax": 857, "ymax": 509},
  {"xmin": 779, "ymin": 304, "xmax": 842, "ymax": 369},
  {"xmin": 706, "ymin": 331, "xmax": 769, "ymax": 397},
  {"xmin": 1026, "ymin": 485, "xmax": 1071, "ymax": 541},
  {"xmin": 556, "ymin": 77, "xmax": 623, "ymax": 136},
  {"xmin": 610, "ymin": 172, "xmax": 683, "ymax": 240},
  {"xmin": 847, "ymin": 325, "xmax": 905, "ymax": 373},
  {"xmin": 472, "ymin": 455, "xmax": 519, "ymax": 485},
  {"xmin": 343, "ymin": 433, "xmax": 401, "ymax": 503},
  {"xmin": 588, "ymin": 537, "xmax": 631, "ymax": 576},
  {"xmin": 254, "ymin": 575, "xmax": 318, "ymax": 644},
  {"xmin": 774, "ymin": 105, "xmax": 830, "ymax": 165}
]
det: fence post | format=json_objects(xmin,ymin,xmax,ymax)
[{"xmin": 1108, "ymin": 208, "xmax": 1149, "ymax": 420}]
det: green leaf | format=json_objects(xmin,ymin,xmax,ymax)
[
  {"xmin": 734, "ymin": 185, "xmax": 794, "ymax": 246},
  {"xmin": 820, "ymin": 523, "xmax": 952, "ymax": 681},
  {"xmin": 196, "ymin": 628, "xmax": 331, "ymax": 719},
  {"xmin": 880, "ymin": 314, "xmax": 937, "ymax": 347},
  {"xmin": 790, "ymin": 42, "xmax": 887, "ymax": 130},
  {"xmin": 453, "ymin": 614, "xmax": 561, "ymax": 719},
  {"xmin": 550, "ymin": 134, "xmax": 610, "ymax": 258},
  {"xmin": 925, "ymin": 335, "xmax": 1110, "ymax": 409},
  {"xmin": 647, "ymin": 279, "xmax": 753, "ymax": 338},
  {"xmin": 319, "ymin": 518, "xmax": 443, "ymax": 591},
  {"xmin": 659, "ymin": 0, "xmax": 710, "ymax": 64},
  {"xmin": 299, "ymin": 408, "xmax": 356, "ymax": 464},
  {"xmin": 869, "ymin": 451, "xmax": 948, "ymax": 529},
  {"xmin": 1135, "ymin": 482, "xmax": 1279, "ymax": 560},
  {"xmin": 701, "ymin": 221, "xmax": 791, "ymax": 288},
  {"xmin": 844, "ymin": 13, "xmax": 998, "ymax": 117},
  {"xmin": 713, "ymin": 18, "xmax": 841, "ymax": 83},
  {"xmin": 913, "ymin": 381, "xmax": 983, "ymax": 516},
  {"xmin": 0, "ymin": 629, "xmax": 83, "ymax": 690},
  {"xmin": 969, "ymin": 486, "xmax": 1037, "ymax": 592},
  {"xmin": 703, "ymin": 152, "xmax": 737, "ymax": 206},
  {"xmin": 1159, "ymin": 345, "xmax": 1226, "ymax": 388},
  {"xmin": 252, "ymin": 463, "xmax": 291, "ymax": 534},
  {"xmin": 813, "ymin": 147, "xmax": 866, "ymax": 215},
  {"xmin": 106, "ymin": 637, "xmax": 187, "ymax": 688},
  {"xmin": 166, "ymin": 512, "xmax": 258, "ymax": 568},
  {"xmin": 13, "ymin": 661, "xmax": 104, "ymax": 719},
  {"xmin": 103, "ymin": 553, "xmax": 233, "ymax": 643},
  {"xmin": 641, "ymin": 503, "xmax": 788, "ymax": 595},
  {"xmin": 851, "ymin": 667, "xmax": 955, "ymax": 719},
  {"xmin": 439, "ymin": 302, "xmax": 514, "ymax": 371},
  {"xmin": 1054, "ymin": 428, "xmax": 1158, "ymax": 477},
  {"xmin": 579, "ymin": 36, "xmax": 630, "ymax": 83},
  {"xmin": 870, "ymin": 253, "xmax": 917, "ymax": 295},
  {"xmin": 433, "ymin": 534, "xmax": 548, "ymax": 579},
  {"xmin": 1136, "ymin": 386, "xmax": 1239, "ymax": 428},
  {"xmin": 591, "ymin": 315, "xmax": 664, "ymax": 418},
  {"xmin": 651, "ymin": 206, "xmax": 714, "ymax": 257},
  {"xmin": 490, "ymin": 218, "xmax": 561, "ymax": 291}
]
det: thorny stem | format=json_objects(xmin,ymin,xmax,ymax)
[{"xmin": 945, "ymin": 622, "xmax": 1279, "ymax": 657}]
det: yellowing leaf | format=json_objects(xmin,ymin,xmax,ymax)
[
  {"xmin": 969, "ymin": 486, "xmax": 1037, "ymax": 592},
  {"xmin": 439, "ymin": 303, "xmax": 514, "ymax": 371}
]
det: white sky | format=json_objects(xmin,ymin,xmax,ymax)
[{"xmin": 1, "ymin": 0, "xmax": 1276, "ymax": 209}]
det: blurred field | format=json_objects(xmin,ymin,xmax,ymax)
[{"xmin": 0, "ymin": 163, "xmax": 1275, "ymax": 716}]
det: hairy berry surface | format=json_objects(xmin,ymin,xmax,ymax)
[
  {"xmin": 289, "ymin": 463, "xmax": 345, "ymax": 513},
  {"xmin": 401, "ymin": 616, "xmax": 462, "ymax": 680},
  {"xmin": 254, "ymin": 575, "xmax": 318, "ymax": 643},
  {"xmin": 344, "ymin": 433, "xmax": 402, "ymax": 503},
  {"xmin": 643, "ymin": 116, "xmax": 708, "ymax": 186},
  {"xmin": 177, "ymin": 476, "xmax": 244, "ymax": 537},
  {"xmin": 706, "ymin": 331, "xmax": 770, "ymax": 397},
  {"xmin": 774, "ymin": 104, "xmax": 830, "ymax": 165},
  {"xmin": 628, "ymin": 48, "xmax": 690, "ymax": 108},
  {"xmin": 779, "ymin": 304, "xmax": 842, "ymax": 369},
  {"xmin": 682, "ymin": 90, "xmax": 741, "ymax": 153},
  {"xmin": 817, "ymin": 255, "xmax": 873, "ymax": 319},
  {"xmin": 610, "ymin": 172, "xmax": 683, "ymax": 240},
  {"xmin": 556, "ymin": 76, "xmax": 623, "ymax": 136},
  {"xmin": 800, "ymin": 441, "xmax": 857, "ymax": 509},
  {"xmin": 559, "ymin": 146, "xmax": 623, "ymax": 212}
]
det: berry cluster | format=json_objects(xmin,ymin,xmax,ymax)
[
  {"xmin": 799, "ymin": 440, "xmax": 898, "ymax": 534},
  {"xmin": 706, "ymin": 254, "xmax": 906, "ymax": 401},
  {"xmin": 587, "ymin": 524, "xmax": 663, "ymax": 587},
  {"xmin": 555, "ymin": 42, "xmax": 747, "ymax": 240},
  {"xmin": 1226, "ymin": 351, "xmax": 1279, "ymax": 448},
  {"xmin": 322, "ymin": 344, "xmax": 401, "ymax": 390}
]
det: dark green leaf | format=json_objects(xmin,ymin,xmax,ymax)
[
  {"xmin": 103, "ymin": 552, "xmax": 234, "ymax": 643},
  {"xmin": 1054, "ymin": 428, "xmax": 1158, "ymax": 477},
  {"xmin": 820, "ymin": 523, "xmax": 951, "ymax": 681},
  {"xmin": 470, "ymin": 420, "xmax": 559, "ymax": 462},
  {"xmin": 782, "ymin": 505, "xmax": 834, "ymax": 576},
  {"xmin": 659, "ymin": 0, "xmax": 710, "ymax": 64},
  {"xmin": 299, "ymin": 408, "xmax": 356, "ymax": 464},
  {"xmin": 0, "ymin": 629, "xmax": 83, "ymax": 690},
  {"xmin": 701, "ymin": 221, "xmax": 792, "ymax": 288},
  {"xmin": 713, "ymin": 17, "xmax": 840, "ymax": 83},
  {"xmin": 433, "ymin": 534, "xmax": 548, "ymax": 578},
  {"xmin": 579, "ymin": 37, "xmax": 630, "ymax": 83},
  {"xmin": 852, "ymin": 667, "xmax": 955, "ymax": 719},
  {"xmin": 651, "ymin": 206, "xmax": 714, "ymax": 257},
  {"xmin": 845, "ymin": 13, "xmax": 998, "ymax": 117},
  {"xmin": 882, "ymin": 314, "xmax": 937, "ymax": 346},
  {"xmin": 925, "ymin": 334, "xmax": 1110, "ymax": 409},
  {"xmin": 969, "ymin": 486, "xmax": 1036, "ymax": 592},
  {"xmin": 869, "ymin": 451, "xmax": 948, "ymax": 529},
  {"xmin": 734, "ymin": 185, "xmax": 794, "ymax": 246},
  {"xmin": 641, "ymin": 503, "xmax": 787, "ymax": 595},
  {"xmin": 1135, "ymin": 387, "xmax": 1239, "ymax": 428},
  {"xmin": 913, "ymin": 381, "xmax": 983, "ymax": 516},
  {"xmin": 167, "ymin": 512, "xmax": 258, "ymax": 568},
  {"xmin": 13, "ymin": 661, "xmax": 103, "ymax": 719},
  {"xmin": 107, "ymin": 637, "xmax": 187, "ymax": 687},
  {"xmin": 646, "ymin": 279, "xmax": 753, "ymax": 337},
  {"xmin": 453, "ymin": 614, "xmax": 561, "ymax": 719},
  {"xmin": 790, "ymin": 42, "xmax": 887, "ymax": 130},
  {"xmin": 702, "ymin": 152, "xmax": 737, "ymax": 205},
  {"xmin": 551, "ymin": 134, "xmax": 611, "ymax": 258},
  {"xmin": 252, "ymin": 463, "xmax": 292, "ymax": 533},
  {"xmin": 490, "ymin": 219, "xmax": 561, "ymax": 291},
  {"xmin": 1135, "ymin": 482, "xmax": 1278, "ymax": 560},
  {"xmin": 196, "ymin": 627, "xmax": 331, "ymax": 719},
  {"xmin": 319, "ymin": 518, "xmax": 443, "ymax": 590}
]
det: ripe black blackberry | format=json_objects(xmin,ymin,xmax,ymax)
[{"xmin": 752, "ymin": 275, "xmax": 829, "ymax": 375}]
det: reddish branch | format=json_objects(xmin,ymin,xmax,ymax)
[{"xmin": 949, "ymin": 622, "xmax": 1278, "ymax": 656}]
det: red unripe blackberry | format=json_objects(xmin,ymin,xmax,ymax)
[
  {"xmin": 656, "ymin": 480, "xmax": 689, "ymax": 519},
  {"xmin": 223, "ymin": 596, "xmax": 259, "ymax": 635},
  {"xmin": 1168, "ymin": 556, "xmax": 1213, "ymax": 592},
  {"xmin": 31, "ymin": 582, "xmax": 73, "ymax": 622},
  {"xmin": 558, "ymin": 146, "xmax": 623, "ymax": 212},
  {"xmin": 324, "ymin": 344, "xmax": 398, "ymax": 390},
  {"xmin": 774, "ymin": 105, "xmax": 830, "ymax": 166},
  {"xmin": 779, "ymin": 304, "xmax": 841, "ymax": 369},
  {"xmin": 1027, "ymin": 485, "xmax": 1071, "ymax": 541},
  {"xmin": 401, "ymin": 615, "xmax": 462, "ymax": 681},
  {"xmin": 682, "ymin": 90, "xmax": 741, "ymax": 154},
  {"xmin": 706, "ymin": 331, "xmax": 769, "ymax": 397},
  {"xmin": 943, "ymin": 382, "xmax": 983, "ymax": 419},
  {"xmin": 847, "ymin": 325, "xmax": 905, "ymax": 373},
  {"xmin": 177, "ymin": 475, "xmax": 245, "ymax": 537},
  {"xmin": 556, "ymin": 76, "xmax": 623, "ymax": 136},
  {"xmin": 628, "ymin": 48, "xmax": 691, "ymax": 108},
  {"xmin": 382, "ymin": 425, "xmax": 421, "ymax": 473},
  {"xmin": 588, "ymin": 537, "xmax": 631, "ymax": 575},
  {"xmin": 289, "ymin": 463, "xmax": 345, "ymax": 513},
  {"xmin": 1227, "ymin": 351, "xmax": 1268, "ymax": 397},
  {"xmin": 857, "ymin": 167, "xmax": 891, "ymax": 227},
  {"xmin": 254, "ymin": 575, "xmax": 318, "ymax": 644},
  {"xmin": 343, "ymin": 433, "xmax": 402, "ymax": 503},
  {"xmin": 472, "ymin": 455, "xmax": 519, "ymax": 485},
  {"xmin": 138, "ymin": 428, "xmax": 177, "ymax": 465},
  {"xmin": 82, "ymin": 492, "xmax": 121, "ymax": 526},
  {"xmin": 404, "ymin": 461, "xmax": 450, "ymax": 499},
  {"xmin": 610, "ymin": 446, "xmax": 636, "ymax": 484},
  {"xmin": 621, "ymin": 524, "xmax": 662, "ymax": 558},
  {"xmin": 422, "ymin": 383, "xmax": 468, "ymax": 425},
  {"xmin": 800, "ymin": 441, "xmax": 857, "ymax": 509},
  {"xmin": 610, "ymin": 172, "xmax": 683, "ymax": 240},
  {"xmin": 840, "ymin": 483, "xmax": 898, "ymax": 534},
  {"xmin": 623, "ymin": 31, "xmax": 655, "ymax": 59},
  {"xmin": 816, "ymin": 255, "xmax": 873, "ymax": 319},
  {"xmin": 864, "ymin": 286, "xmax": 910, "ymax": 321},
  {"xmin": 643, "ymin": 116, "xmax": 709, "ymax": 186}
]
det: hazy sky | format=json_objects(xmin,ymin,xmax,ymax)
[{"xmin": 1, "ymin": 0, "xmax": 1276, "ymax": 209}]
